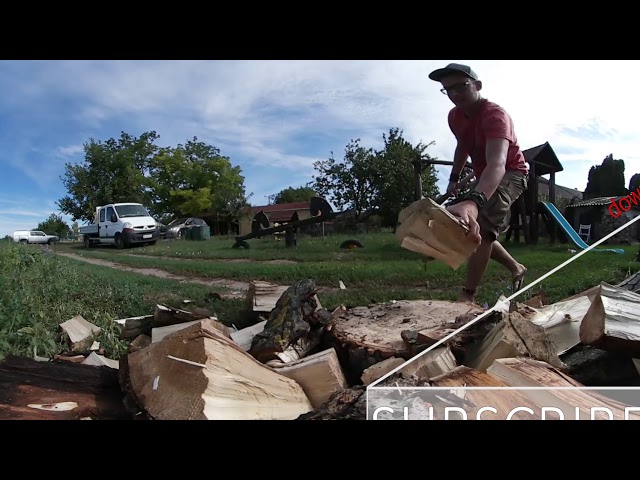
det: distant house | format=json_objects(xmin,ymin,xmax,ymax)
[
  {"xmin": 537, "ymin": 177, "xmax": 583, "ymax": 209},
  {"xmin": 565, "ymin": 196, "xmax": 640, "ymax": 244},
  {"xmin": 238, "ymin": 201, "xmax": 313, "ymax": 237}
]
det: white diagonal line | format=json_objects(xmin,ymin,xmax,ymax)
[{"xmin": 367, "ymin": 211, "xmax": 640, "ymax": 392}]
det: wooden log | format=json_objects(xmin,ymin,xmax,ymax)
[
  {"xmin": 395, "ymin": 197, "xmax": 479, "ymax": 269},
  {"xmin": 324, "ymin": 299, "xmax": 486, "ymax": 384},
  {"xmin": 230, "ymin": 319, "xmax": 267, "ymax": 351},
  {"xmin": 114, "ymin": 314, "xmax": 154, "ymax": 340},
  {"xmin": 424, "ymin": 365, "xmax": 544, "ymax": 420},
  {"xmin": 82, "ymin": 352, "xmax": 119, "ymax": 369},
  {"xmin": 493, "ymin": 294, "xmax": 590, "ymax": 357},
  {"xmin": 268, "ymin": 348, "xmax": 348, "ymax": 409},
  {"xmin": 401, "ymin": 346, "xmax": 458, "ymax": 380},
  {"xmin": 152, "ymin": 320, "xmax": 205, "ymax": 343},
  {"xmin": 119, "ymin": 319, "xmax": 313, "ymax": 420},
  {"xmin": 361, "ymin": 346, "xmax": 458, "ymax": 385},
  {"xmin": 53, "ymin": 354, "xmax": 86, "ymax": 363},
  {"xmin": 487, "ymin": 357, "xmax": 640, "ymax": 420},
  {"xmin": 249, "ymin": 279, "xmax": 331, "ymax": 364},
  {"xmin": 370, "ymin": 365, "xmax": 543, "ymax": 420},
  {"xmin": 0, "ymin": 355, "xmax": 130, "ymax": 420},
  {"xmin": 128, "ymin": 334, "xmax": 152, "ymax": 354},
  {"xmin": 296, "ymin": 386, "xmax": 367, "ymax": 420},
  {"xmin": 579, "ymin": 282, "xmax": 640, "ymax": 356},
  {"xmin": 152, "ymin": 304, "xmax": 231, "ymax": 338},
  {"xmin": 361, "ymin": 358, "xmax": 406, "ymax": 386},
  {"xmin": 59, "ymin": 315, "xmax": 101, "ymax": 353},
  {"xmin": 246, "ymin": 281, "xmax": 289, "ymax": 313},
  {"xmin": 466, "ymin": 311, "xmax": 566, "ymax": 372}
]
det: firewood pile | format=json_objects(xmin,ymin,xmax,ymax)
[{"xmin": 3, "ymin": 274, "xmax": 640, "ymax": 420}]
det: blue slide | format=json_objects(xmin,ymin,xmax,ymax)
[{"xmin": 540, "ymin": 201, "xmax": 625, "ymax": 254}]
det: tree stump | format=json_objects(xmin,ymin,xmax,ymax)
[{"xmin": 323, "ymin": 299, "xmax": 487, "ymax": 384}]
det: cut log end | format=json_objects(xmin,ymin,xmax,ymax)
[{"xmin": 324, "ymin": 300, "xmax": 487, "ymax": 384}]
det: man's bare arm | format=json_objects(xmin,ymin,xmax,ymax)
[
  {"xmin": 451, "ymin": 142, "xmax": 469, "ymax": 177},
  {"xmin": 474, "ymin": 137, "xmax": 508, "ymax": 200}
]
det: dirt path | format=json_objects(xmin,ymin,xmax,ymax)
[
  {"xmin": 124, "ymin": 253, "xmax": 299, "ymax": 264},
  {"xmin": 56, "ymin": 251, "xmax": 342, "ymax": 299},
  {"xmin": 56, "ymin": 252, "xmax": 252, "ymax": 299}
]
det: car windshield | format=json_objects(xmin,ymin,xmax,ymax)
[
  {"xmin": 115, "ymin": 204, "xmax": 150, "ymax": 218},
  {"xmin": 168, "ymin": 218, "xmax": 187, "ymax": 226}
]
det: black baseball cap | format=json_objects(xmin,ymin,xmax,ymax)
[{"xmin": 428, "ymin": 63, "xmax": 479, "ymax": 82}]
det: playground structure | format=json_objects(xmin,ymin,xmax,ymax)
[
  {"xmin": 232, "ymin": 196, "xmax": 352, "ymax": 249},
  {"xmin": 503, "ymin": 142, "xmax": 569, "ymax": 245},
  {"xmin": 540, "ymin": 202, "xmax": 624, "ymax": 254},
  {"xmin": 417, "ymin": 142, "xmax": 590, "ymax": 246}
]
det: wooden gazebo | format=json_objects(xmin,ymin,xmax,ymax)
[{"xmin": 505, "ymin": 142, "xmax": 564, "ymax": 245}]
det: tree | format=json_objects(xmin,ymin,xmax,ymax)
[
  {"xmin": 57, "ymin": 131, "xmax": 160, "ymax": 222},
  {"xmin": 57, "ymin": 132, "xmax": 252, "ymax": 224},
  {"xmin": 274, "ymin": 186, "xmax": 316, "ymax": 204},
  {"xmin": 311, "ymin": 139, "xmax": 377, "ymax": 218},
  {"xmin": 147, "ymin": 137, "xmax": 251, "ymax": 219},
  {"xmin": 71, "ymin": 221, "xmax": 79, "ymax": 238},
  {"xmin": 583, "ymin": 154, "xmax": 628, "ymax": 199},
  {"xmin": 310, "ymin": 127, "xmax": 440, "ymax": 226},
  {"xmin": 629, "ymin": 173, "xmax": 640, "ymax": 192},
  {"xmin": 36, "ymin": 214, "xmax": 71, "ymax": 239},
  {"xmin": 372, "ymin": 128, "xmax": 440, "ymax": 226}
]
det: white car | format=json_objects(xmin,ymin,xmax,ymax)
[{"xmin": 13, "ymin": 230, "xmax": 59, "ymax": 245}]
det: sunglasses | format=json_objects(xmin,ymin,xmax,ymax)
[{"xmin": 440, "ymin": 80, "xmax": 474, "ymax": 95}]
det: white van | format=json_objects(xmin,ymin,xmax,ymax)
[{"xmin": 79, "ymin": 203, "xmax": 158, "ymax": 249}]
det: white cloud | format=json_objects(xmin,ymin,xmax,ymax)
[{"xmin": 0, "ymin": 59, "xmax": 639, "ymax": 234}]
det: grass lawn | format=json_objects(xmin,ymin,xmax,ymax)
[
  {"xmin": 0, "ymin": 241, "xmax": 248, "ymax": 361},
  {"xmin": 3, "ymin": 231, "xmax": 638, "ymax": 361},
  {"xmin": 54, "ymin": 231, "xmax": 640, "ymax": 308}
]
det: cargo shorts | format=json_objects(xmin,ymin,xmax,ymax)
[{"xmin": 478, "ymin": 169, "xmax": 528, "ymax": 241}]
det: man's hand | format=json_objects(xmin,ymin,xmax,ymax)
[
  {"xmin": 446, "ymin": 200, "xmax": 481, "ymax": 246},
  {"xmin": 446, "ymin": 181, "xmax": 459, "ymax": 197}
]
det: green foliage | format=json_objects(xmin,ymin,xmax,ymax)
[
  {"xmin": 310, "ymin": 127, "xmax": 440, "ymax": 225},
  {"xmin": 0, "ymin": 243, "xmax": 246, "ymax": 361},
  {"xmin": 0, "ymin": 245, "xmax": 127, "ymax": 360},
  {"xmin": 36, "ymin": 213, "xmax": 71, "ymax": 239},
  {"xmin": 148, "ymin": 137, "xmax": 251, "ymax": 219},
  {"xmin": 274, "ymin": 186, "xmax": 316, "ymax": 204},
  {"xmin": 57, "ymin": 131, "xmax": 159, "ymax": 222},
  {"xmin": 57, "ymin": 132, "xmax": 251, "ymax": 223},
  {"xmin": 629, "ymin": 173, "xmax": 640, "ymax": 192},
  {"xmin": 584, "ymin": 154, "xmax": 628, "ymax": 199}
]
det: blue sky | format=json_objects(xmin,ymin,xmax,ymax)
[{"xmin": 1, "ymin": 59, "xmax": 639, "ymax": 237}]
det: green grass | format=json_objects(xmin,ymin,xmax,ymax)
[
  {"xmin": 0, "ymin": 241, "xmax": 250, "ymax": 362},
  {"xmin": 3, "ymin": 232, "xmax": 639, "ymax": 361},
  {"xmin": 55, "ymin": 232, "xmax": 640, "ymax": 307}
]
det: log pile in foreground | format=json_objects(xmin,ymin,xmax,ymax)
[{"xmin": 4, "ymin": 278, "xmax": 640, "ymax": 420}]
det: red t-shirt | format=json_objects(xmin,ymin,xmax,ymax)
[{"xmin": 448, "ymin": 99, "xmax": 529, "ymax": 179}]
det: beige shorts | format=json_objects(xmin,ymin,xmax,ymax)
[{"xmin": 478, "ymin": 169, "xmax": 528, "ymax": 241}]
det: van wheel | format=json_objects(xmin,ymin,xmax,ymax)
[
  {"xmin": 84, "ymin": 236, "xmax": 92, "ymax": 248},
  {"xmin": 115, "ymin": 234, "xmax": 126, "ymax": 249}
]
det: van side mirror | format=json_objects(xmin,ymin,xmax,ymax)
[{"xmin": 111, "ymin": 214, "xmax": 117, "ymax": 223}]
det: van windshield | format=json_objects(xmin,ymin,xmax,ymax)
[{"xmin": 115, "ymin": 204, "xmax": 150, "ymax": 218}]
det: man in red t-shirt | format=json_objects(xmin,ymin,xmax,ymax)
[{"xmin": 429, "ymin": 63, "xmax": 529, "ymax": 303}]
